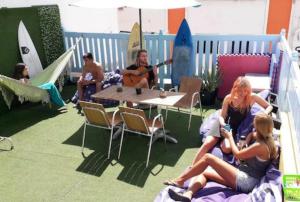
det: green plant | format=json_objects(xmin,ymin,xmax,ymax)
[
  {"xmin": 38, "ymin": 5, "xmax": 64, "ymax": 66},
  {"xmin": 200, "ymin": 68, "xmax": 221, "ymax": 93}
]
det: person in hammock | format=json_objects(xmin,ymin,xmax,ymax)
[
  {"xmin": 13, "ymin": 63, "xmax": 30, "ymax": 84},
  {"xmin": 12, "ymin": 63, "xmax": 65, "ymax": 107}
]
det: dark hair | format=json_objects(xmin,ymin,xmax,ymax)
[
  {"xmin": 83, "ymin": 52, "xmax": 93, "ymax": 60},
  {"xmin": 135, "ymin": 49, "xmax": 148, "ymax": 66},
  {"xmin": 13, "ymin": 63, "xmax": 29, "ymax": 80},
  {"xmin": 136, "ymin": 49, "xmax": 147, "ymax": 58}
]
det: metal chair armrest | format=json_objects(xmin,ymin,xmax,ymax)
[
  {"xmin": 151, "ymin": 113, "xmax": 163, "ymax": 130},
  {"xmin": 191, "ymin": 91, "xmax": 200, "ymax": 108},
  {"xmin": 111, "ymin": 109, "xmax": 120, "ymax": 126}
]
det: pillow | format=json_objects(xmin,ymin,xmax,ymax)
[{"xmin": 217, "ymin": 54, "xmax": 271, "ymax": 99}]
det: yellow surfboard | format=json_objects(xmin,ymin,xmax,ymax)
[{"xmin": 127, "ymin": 23, "xmax": 145, "ymax": 66}]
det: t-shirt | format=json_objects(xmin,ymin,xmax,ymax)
[{"xmin": 126, "ymin": 64, "xmax": 155, "ymax": 85}]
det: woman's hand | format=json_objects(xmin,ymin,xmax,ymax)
[{"xmin": 221, "ymin": 128, "xmax": 232, "ymax": 139}]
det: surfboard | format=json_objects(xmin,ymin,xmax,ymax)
[
  {"xmin": 18, "ymin": 20, "xmax": 43, "ymax": 78},
  {"xmin": 126, "ymin": 23, "xmax": 145, "ymax": 66},
  {"xmin": 171, "ymin": 19, "xmax": 194, "ymax": 87}
]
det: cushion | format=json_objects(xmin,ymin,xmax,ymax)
[{"xmin": 217, "ymin": 54, "xmax": 271, "ymax": 99}]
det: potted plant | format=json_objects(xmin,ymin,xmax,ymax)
[{"xmin": 200, "ymin": 69, "xmax": 221, "ymax": 106}]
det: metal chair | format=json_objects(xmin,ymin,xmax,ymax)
[
  {"xmin": 118, "ymin": 106, "xmax": 166, "ymax": 167},
  {"xmin": 79, "ymin": 101, "xmax": 122, "ymax": 159},
  {"xmin": 166, "ymin": 76, "xmax": 202, "ymax": 131}
]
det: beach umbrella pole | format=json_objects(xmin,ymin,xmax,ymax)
[{"xmin": 139, "ymin": 8, "xmax": 143, "ymax": 50}]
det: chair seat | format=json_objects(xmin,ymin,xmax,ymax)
[
  {"xmin": 146, "ymin": 118, "xmax": 163, "ymax": 128},
  {"xmin": 107, "ymin": 112, "xmax": 122, "ymax": 126},
  {"xmin": 173, "ymin": 94, "xmax": 196, "ymax": 109}
]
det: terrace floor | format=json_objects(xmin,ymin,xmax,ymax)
[{"xmin": 0, "ymin": 85, "xmax": 218, "ymax": 202}]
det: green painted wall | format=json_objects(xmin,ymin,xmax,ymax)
[
  {"xmin": 0, "ymin": 6, "xmax": 63, "ymax": 114},
  {"xmin": 0, "ymin": 6, "xmax": 47, "ymax": 76}
]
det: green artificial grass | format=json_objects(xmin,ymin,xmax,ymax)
[{"xmin": 0, "ymin": 85, "xmax": 218, "ymax": 202}]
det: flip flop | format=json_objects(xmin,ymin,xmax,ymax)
[
  {"xmin": 168, "ymin": 189, "xmax": 191, "ymax": 202},
  {"xmin": 163, "ymin": 180, "xmax": 184, "ymax": 189}
]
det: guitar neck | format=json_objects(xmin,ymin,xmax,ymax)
[{"xmin": 147, "ymin": 60, "xmax": 170, "ymax": 71}]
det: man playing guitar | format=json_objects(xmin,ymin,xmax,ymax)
[{"xmin": 121, "ymin": 49, "xmax": 158, "ymax": 89}]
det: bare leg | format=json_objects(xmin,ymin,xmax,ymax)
[
  {"xmin": 96, "ymin": 82, "xmax": 102, "ymax": 93},
  {"xmin": 220, "ymin": 138, "xmax": 232, "ymax": 154},
  {"xmin": 77, "ymin": 80, "xmax": 84, "ymax": 101},
  {"xmin": 183, "ymin": 167, "xmax": 237, "ymax": 199},
  {"xmin": 192, "ymin": 136, "xmax": 219, "ymax": 165},
  {"xmin": 174, "ymin": 153, "xmax": 237, "ymax": 188},
  {"xmin": 136, "ymin": 78, "xmax": 149, "ymax": 89}
]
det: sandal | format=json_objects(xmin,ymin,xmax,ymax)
[{"xmin": 168, "ymin": 189, "xmax": 191, "ymax": 202}]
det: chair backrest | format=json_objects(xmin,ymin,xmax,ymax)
[
  {"xmin": 79, "ymin": 101, "xmax": 106, "ymax": 111},
  {"xmin": 119, "ymin": 106, "xmax": 147, "ymax": 120},
  {"xmin": 178, "ymin": 76, "xmax": 202, "ymax": 106},
  {"xmin": 79, "ymin": 101, "xmax": 110, "ymax": 127},
  {"xmin": 179, "ymin": 76, "xmax": 202, "ymax": 94},
  {"xmin": 119, "ymin": 107, "xmax": 149, "ymax": 134}
]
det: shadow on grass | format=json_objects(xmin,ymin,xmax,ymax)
[
  {"xmin": 0, "ymin": 84, "xmax": 76, "ymax": 138},
  {"xmin": 0, "ymin": 102, "xmax": 67, "ymax": 137},
  {"xmin": 63, "ymin": 109, "xmax": 204, "ymax": 187}
]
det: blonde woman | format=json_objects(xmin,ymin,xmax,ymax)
[
  {"xmin": 191, "ymin": 77, "xmax": 272, "ymax": 165},
  {"xmin": 166, "ymin": 113, "xmax": 277, "ymax": 201}
]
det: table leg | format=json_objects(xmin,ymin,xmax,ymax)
[
  {"xmin": 152, "ymin": 129, "xmax": 178, "ymax": 144},
  {"xmin": 112, "ymin": 127, "xmax": 123, "ymax": 140}
]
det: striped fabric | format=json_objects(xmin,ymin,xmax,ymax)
[{"xmin": 271, "ymin": 51, "xmax": 283, "ymax": 94}]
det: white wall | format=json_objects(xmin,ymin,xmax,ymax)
[
  {"xmin": 288, "ymin": 0, "xmax": 300, "ymax": 50},
  {"xmin": 117, "ymin": 7, "xmax": 167, "ymax": 33},
  {"xmin": 0, "ymin": 0, "xmax": 119, "ymax": 33},
  {"xmin": 186, "ymin": 0, "xmax": 268, "ymax": 34},
  {"xmin": 117, "ymin": 0, "xmax": 268, "ymax": 35}
]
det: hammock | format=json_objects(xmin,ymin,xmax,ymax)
[{"xmin": 0, "ymin": 46, "xmax": 75, "ymax": 109}]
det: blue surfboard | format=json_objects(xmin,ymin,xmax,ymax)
[{"xmin": 171, "ymin": 19, "xmax": 194, "ymax": 87}]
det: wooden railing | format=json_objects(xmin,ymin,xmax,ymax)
[
  {"xmin": 277, "ymin": 30, "xmax": 300, "ymax": 173},
  {"xmin": 64, "ymin": 31, "xmax": 280, "ymax": 82}
]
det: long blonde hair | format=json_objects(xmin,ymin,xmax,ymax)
[
  {"xmin": 228, "ymin": 77, "xmax": 252, "ymax": 110},
  {"xmin": 254, "ymin": 113, "xmax": 277, "ymax": 160}
]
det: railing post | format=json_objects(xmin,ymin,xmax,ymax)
[
  {"xmin": 286, "ymin": 50, "xmax": 299, "ymax": 92},
  {"xmin": 158, "ymin": 30, "xmax": 164, "ymax": 88}
]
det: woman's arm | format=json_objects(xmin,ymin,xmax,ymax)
[
  {"xmin": 95, "ymin": 65, "xmax": 104, "ymax": 82},
  {"xmin": 252, "ymin": 94, "xmax": 273, "ymax": 114},
  {"xmin": 219, "ymin": 95, "xmax": 230, "ymax": 127},
  {"xmin": 222, "ymin": 128, "xmax": 263, "ymax": 160},
  {"xmin": 19, "ymin": 78, "xmax": 30, "ymax": 84}
]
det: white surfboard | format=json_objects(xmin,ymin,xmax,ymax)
[{"xmin": 18, "ymin": 21, "xmax": 43, "ymax": 78}]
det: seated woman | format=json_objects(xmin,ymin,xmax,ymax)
[
  {"xmin": 166, "ymin": 113, "xmax": 277, "ymax": 201},
  {"xmin": 13, "ymin": 63, "xmax": 65, "ymax": 107},
  {"xmin": 191, "ymin": 77, "xmax": 272, "ymax": 165}
]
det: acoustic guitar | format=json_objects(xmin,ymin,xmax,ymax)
[{"xmin": 123, "ymin": 59, "xmax": 172, "ymax": 87}]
